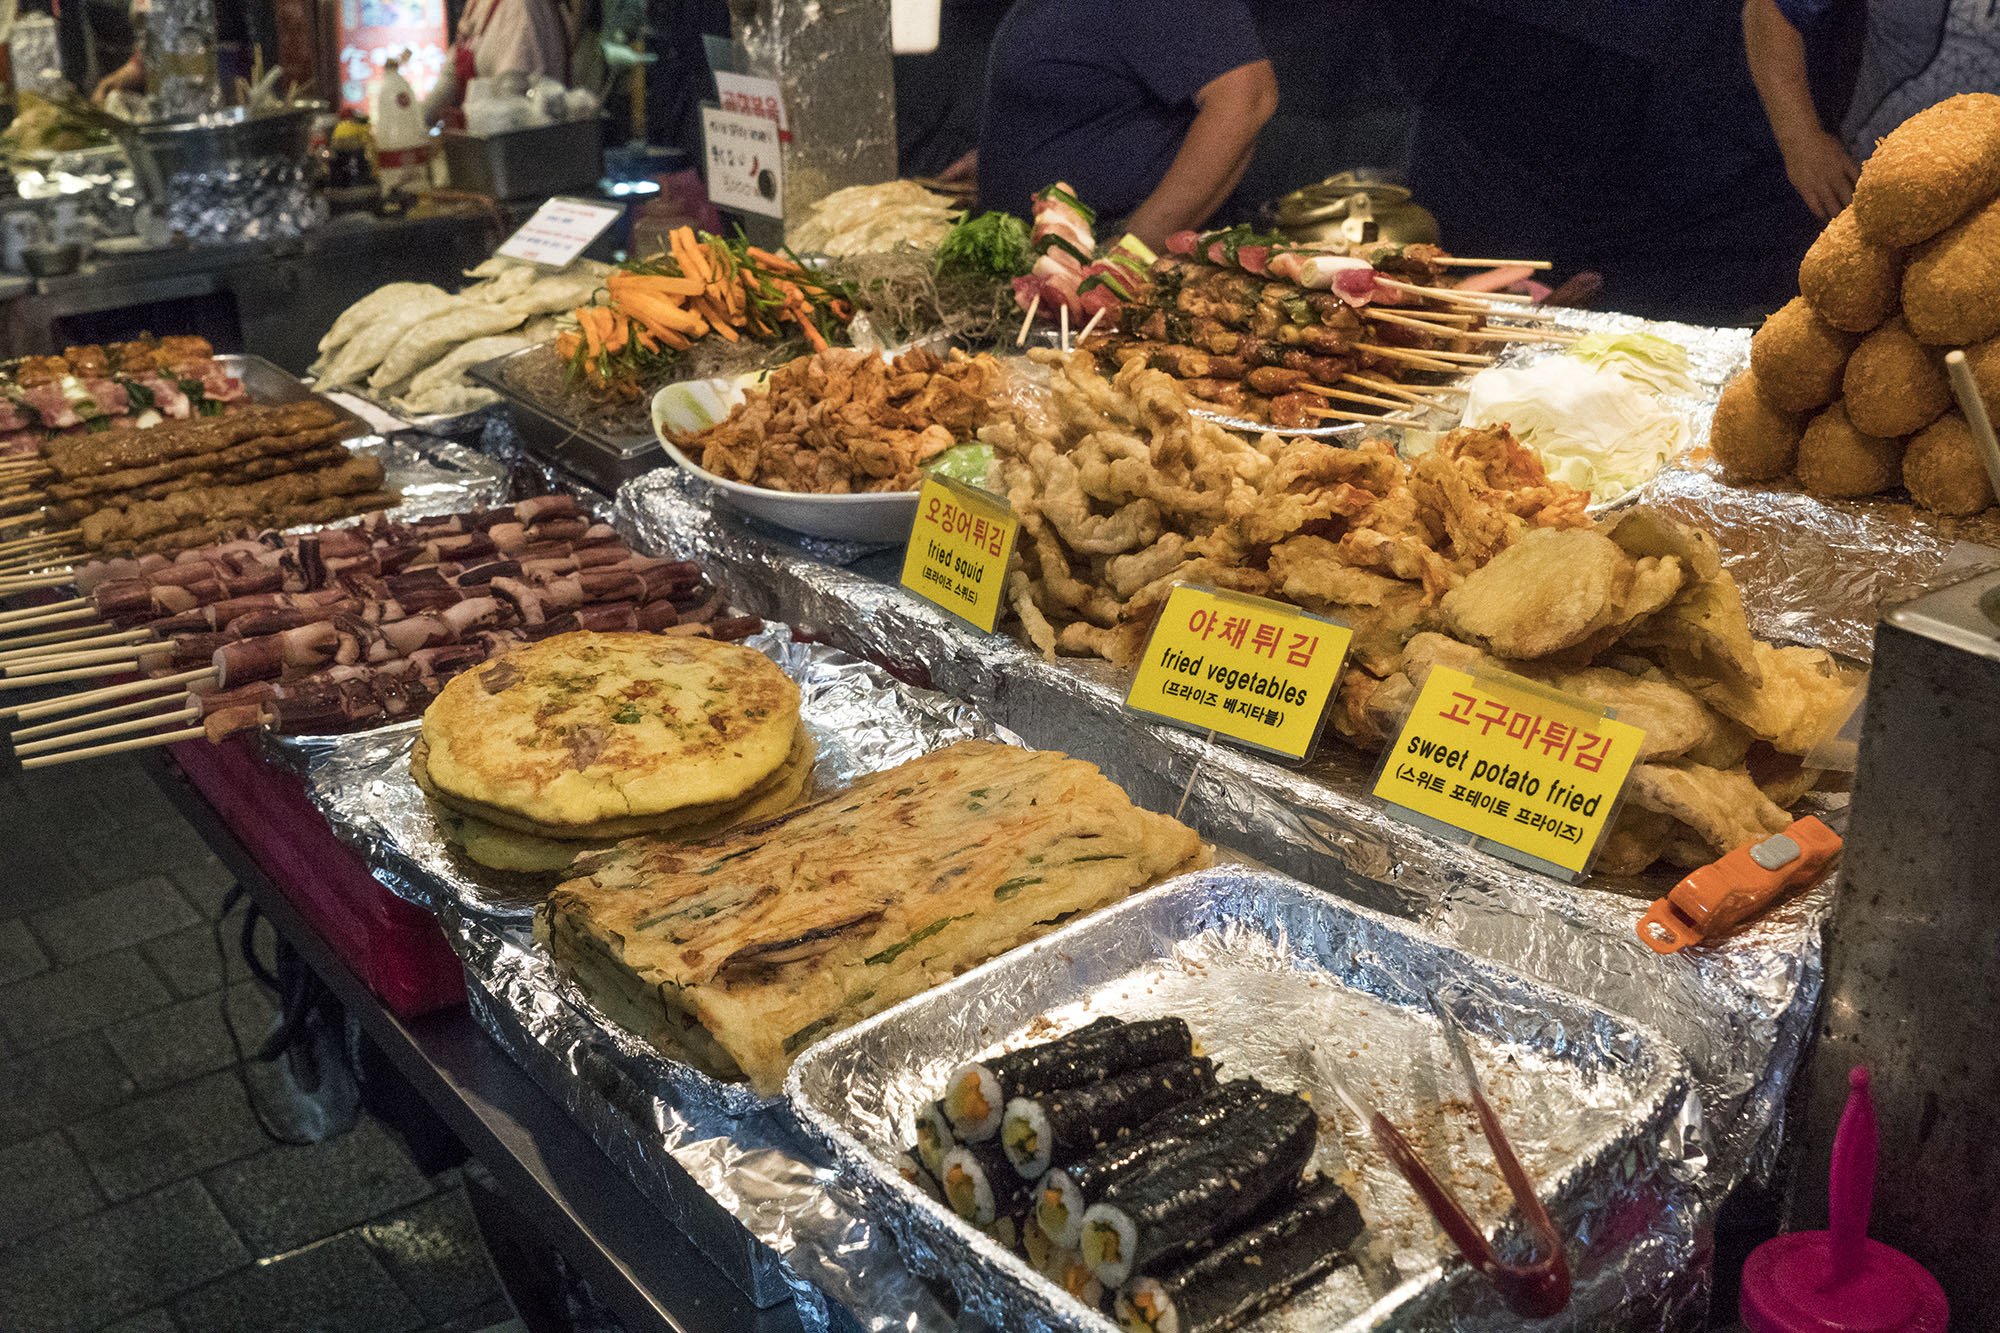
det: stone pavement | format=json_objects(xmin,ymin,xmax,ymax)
[{"xmin": 0, "ymin": 754, "xmax": 512, "ymax": 1333}]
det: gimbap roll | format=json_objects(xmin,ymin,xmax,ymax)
[
  {"xmin": 1002, "ymin": 1056, "xmax": 1216, "ymax": 1179},
  {"xmin": 942, "ymin": 1134, "xmax": 1037, "ymax": 1227},
  {"xmin": 1080, "ymin": 1092, "xmax": 1317, "ymax": 1288},
  {"xmin": 1036, "ymin": 1081, "xmax": 1270, "ymax": 1249},
  {"xmin": 945, "ymin": 1017, "xmax": 1192, "ymax": 1141},
  {"xmin": 1114, "ymin": 1177, "xmax": 1364, "ymax": 1333},
  {"xmin": 915, "ymin": 1100, "xmax": 956, "ymax": 1180}
]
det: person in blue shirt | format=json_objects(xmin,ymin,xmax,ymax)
[
  {"xmin": 973, "ymin": 0, "xmax": 1278, "ymax": 250},
  {"xmin": 1745, "ymin": 0, "xmax": 2000, "ymax": 219}
]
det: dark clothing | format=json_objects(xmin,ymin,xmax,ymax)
[
  {"xmin": 895, "ymin": 0, "xmax": 1015, "ymax": 177},
  {"xmin": 975, "ymin": 0, "xmax": 1267, "ymax": 222},
  {"xmin": 1389, "ymin": 0, "xmax": 1820, "ymax": 326}
]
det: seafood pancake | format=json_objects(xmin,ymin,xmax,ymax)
[
  {"xmin": 540, "ymin": 740, "xmax": 1210, "ymax": 1092},
  {"xmin": 421, "ymin": 632, "xmax": 801, "ymax": 830}
]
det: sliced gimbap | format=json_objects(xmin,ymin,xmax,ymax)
[
  {"xmin": 1002, "ymin": 1056, "xmax": 1215, "ymax": 1179},
  {"xmin": 944, "ymin": 1017, "xmax": 1192, "ymax": 1141},
  {"xmin": 941, "ymin": 1134, "xmax": 1037, "ymax": 1227}
]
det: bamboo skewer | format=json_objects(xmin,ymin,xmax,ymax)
[
  {"xmin": 0, "ymin": 597, "xmax": 86, "ymax": 626},
  {"xmin": 1441, "ymin": 326, "xmax": 1580, "ymax": 345},
  {"xmin": 0, "ymin": 606, "xmax": 94, "ymax": 635},
  {"xmin": 1365, "ymin": 307, "xmax": 1477, "ymax": 329},
  {"xmin": 20, "ymin": 726, "xmax": 206, "ymax": 770},
  {"xmin": 1945, "ymin": 349, "xmax": 2000, "ymax": 501},
  {"xmin": 1363, "ymin": 344, "xmax": 1488, "ymax": 370},
  {"xmin": 13, "ymin": 690, "xmax": 193, "ymax": 742},
  {"xmin": 1302, "ymin": 383, "xmax": 1420, "ymax": 411},
  {"xmin": 1303, "ymin": 405, "xmax": 1424, "ymax": 427},
  {"xmin": 1060, "ymin": 302, "xmax": 1071, "ymax": 353},
  {"xmin": 0, "ymin": 572, "xmax": 78, "ymax": 594},
  {"xmin": 1015, "ymin": 292, "xmax": 1041, "ymax": 347},
  {"xmin": 1374, "ymin": 345, "xmax": 1495, "ymax": 366},
  {"xmin": 1076, "ymin": 308, "xmax": 1106, "ymax": 346},
  {"xmin": 0, "ymin": 658, "xmax": 157, "ymax": 690},
  {"xmin": 1431, "ymin": 257, "xmax": 1553, "ymax": 270},
  {"xmin": 1376, "ymin": 277, "xmax": 1535, "ymax": 305},
  {"xmin": 1, "ymin": 641, "xmax": 164, "ymax": 676},
  {"xmin": 0, "ymin": 528, "xmax": 79, "ymax": 554},
  {"xmin": 0, "ymin": 513, "xmax": 54, "ymax": 537},
  {"xmin": 0, "ymin": 554, "xmax": 81, "ymax": 578},
  {"xmin": 0, "ymin": 627, "xmax": 148, "ymax": 662},
  {"xmin": 1345, "ymin": 372, "xmax": 1465, "ymax": 403},
  {"xmin": 14, "ymin": 705, "xmax": 202, "ymax": 757},
  {"xmin": 8, "ymin": 666, "xmax": 215, "ymax": 723}
]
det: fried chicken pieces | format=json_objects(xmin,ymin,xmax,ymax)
[
  {"xmin": 1342, "ymin": 509, "xmax": 1859, "ymax": 873},
  {"xmin": 987, "ymin": 350, "xmax": 1588, "ymax": 672},
  {"xmin": 670, "ymin": 346, "xmax": 1000, "ymax": 493}
]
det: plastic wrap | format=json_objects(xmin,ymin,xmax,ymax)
[
  {"xmin": 791, "ymin": 867, "xmax": 1707, "ymax": 1332},
  {"xmin": 616, "ymin": 467, "xmax": 1829, "ymax": 1203}
]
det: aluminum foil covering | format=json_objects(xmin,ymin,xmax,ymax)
[
  {"xmin": 280, "ymin": 631, "xmax": 1017, "ymax": 1324},
  {"xmin": 346, "ymin": 432, "xmax": 512, "ymax": 523},
  {"xmin": 789, "ymin": 867, "xmax": 1706, "ymax": 1333},
  {"xmin": 616, "ymin": 467, "xmax": 1830, "ymax": 1204},
  {"xmin": 165, "ymin": 158, "xmax": 327, "ymax": 245}
]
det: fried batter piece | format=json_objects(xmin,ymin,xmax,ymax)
[
  {"xmin": 992, "ymin": 350, "xmax": 1591, "ymax": 671},
  {"xmin": 1627, "ymin": 763, "xmax": 1794, "ymax": 865},
  {"xmin": 670, "ymin": 346, "xmax": 1000, "ymax": 493}
]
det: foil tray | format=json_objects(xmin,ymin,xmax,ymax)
[
  {"xmin": 615, "ymin": 465, "xmax": 1829, "ymax": 1206},
  {"xmin": 789, "ymin": 867, "xmax": 1703, "ymax": 1333}
]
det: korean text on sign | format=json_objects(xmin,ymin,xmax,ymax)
[
  {"xmin": 1124, "ymin": 584, "xmax": 1351, "ymax": 760},
  {"xmin": 1371, "ymin": 664, "xmax": 1645, "ymax": 876},
  {"xmin": 898, "ymin": 474, "xmax": 1019, "ymax": 632}
]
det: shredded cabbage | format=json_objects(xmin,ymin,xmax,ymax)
[
  {"xmin": 1460, "ymin": 358, "xmax": 1689, "ymax": 503},
  {"xmin": 1567, "ymin": 331, "xmax": 1697, "ymax": 397}
]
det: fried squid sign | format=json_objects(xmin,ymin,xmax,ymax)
[
  {"xmin": 1373, "ymin": 665, "xmax": 1646, "ymax": 878},
  {"xmin": 900, "ymin": 473, "xmax": 1020, "ymax": 632},
  {"xmin": 1124, "ymin": 584, "xmax": 1352, "ymax": 760}
]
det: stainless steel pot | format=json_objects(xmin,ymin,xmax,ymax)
[{"xmin": 120, "ymin": 101, "xmax": 323, "ymax": 203}]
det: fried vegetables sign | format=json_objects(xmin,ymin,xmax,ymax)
[
  {"xmin": 1374, "ymin": 665, "xmax": 1645, "ymax": 878},
  {"xmin": 1124, "ymin": 584, "xmax": 1352, "ymax": 760}
]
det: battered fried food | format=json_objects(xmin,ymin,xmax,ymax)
[
  {"xmin": 1851, "ymin": 92, "xmax": 2000, "ymax": 249},
  {"xmin": 1963, "ymin": 332, "xmax": 2000, "ymax": 417},
  {"xmin": 1436, "ymin": 528, "xmax": 1682, "ymax": 661},
  {"xmin": 669, "ymin": 346, "xmax": 1001, "ymax": 493},
  {"xmin": 539, "ymin": 740, "xmax": 1208, "ymax": 1091},
  {"xmin": 1627, "ymin": 762, "xmax": 1794, "ymax": 862},
  {"xmin": 1900, "ymin": 194, "xmax": 2000, "ymax": 346},
  {"xmin": 1749, "ymin": 297, "xmax": 1857, "ymax": 412},
  {"xmin": 1709, "ymin": 370, "xmax": 1803, "ymax": 482},
  {"xmin": 991, "ymin": 350, "xmax": 1591, "ymax": 665},
  {"xmin": 1842, "ymin": 318, "xmax": 1949, "ymax": 437},
  {"xmin": 1798, "ymin": 207, "xmax": 1902, "ymax": 332},
  {"xmin": 1795, "ymin": 402, "xmax": 1902, "ymax": 498},
  {"xmin": 1903, "ymin": 412, "xmax": 1997, "ymax": 515},
  {"xmin": 1685, "ymin": 642, "xmax": 1859, "ymax": 755}
]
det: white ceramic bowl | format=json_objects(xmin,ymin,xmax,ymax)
[{"xmin": 650, "ymin": 377, "xmax": 922, "ymax": 545}]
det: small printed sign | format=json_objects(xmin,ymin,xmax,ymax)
[
  {"xmin": 1124, "ymin": 584, "xmax": 1352, "ymax": 761},
  {"xmin": 493, "ymin": 197, "xmax": 623, "ymax": 269},
  {"xmin": 1372, "ymin": 664, "xmax": 1645, "ymax": 877},
  {"xmin": 713, "ymin": 71, "xmax": 789, "ymax": 137},
  {"xmin": 899, "ymin": 474, "xmax": 1020, "ymax": 632},
  {"xmin": 701, "ymin": 106, "xmax": 784, "ymax": 219}
]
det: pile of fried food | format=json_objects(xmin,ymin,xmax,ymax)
[
  {"xmin": 314, "ymin": 256, "xmax": 607, "ymax": 416},
  {"xmin": 540, "ymin": 738, "xmax": 1208, "ymax": 1092},
  {"xmin": 414, "ymin": 632, "xmax": 812, "ymax": 874},
  {"xmin": 988, "ymin": 351, "xmax": 1859, "ymax": 874},
  {"xmin": 1712, "ymin": 93, "xmax": 2000, "ymax": 515},
  {"xmin": 668, "ymin": 346, "xmax": 1002, "ymax": 493}
]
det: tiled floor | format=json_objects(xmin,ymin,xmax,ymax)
[{"xmin": 0, "ymin": 754, "xmax": 512, "ymax": 1333}]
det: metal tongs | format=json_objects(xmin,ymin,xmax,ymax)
[{"xmin": 1314, "ymin": 997, "xmax": 1572, "ymax": 1317}]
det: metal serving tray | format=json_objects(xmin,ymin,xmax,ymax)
[
  {"xmin": 788, "ymin": 866, "xmax": 1699, "ymax": 1333},
  {"xmin": 466, "ymin": 347, "xmax": 661, "ymax": 494}
]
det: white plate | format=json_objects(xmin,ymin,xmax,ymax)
[{"xmin": 650, "ymin": 377, "xmax": 921, "ymax": 545}]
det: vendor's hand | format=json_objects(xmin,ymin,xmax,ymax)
[
  {"xmin": 939, "ymin": 150, "xmax": 977, "ymax": 186},
  {"xmin": 1780, "ymin": 129, "xmax": 1860, "ymax": 220}
]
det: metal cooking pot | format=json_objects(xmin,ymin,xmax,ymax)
[
  {"xmin": 1266, "ymin": 172, "xmax": 1440, "ymax": 247},
  {"xmin": 120, "ymin": 101, "xmax": 323, "ymax": 204}
]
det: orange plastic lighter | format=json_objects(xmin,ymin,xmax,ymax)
[{"xmin": 1636, "ymin": 814, "xmax": 1845, "ymax": 954}]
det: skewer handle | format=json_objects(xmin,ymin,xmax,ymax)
[
  {"xmin": 1944, "ymin": 350, "xmax": 2000, "ymax": 502},
  {"xmin": 9, "ymin": 666, "xmax": 216, "ymax": 723},
  {"xmin": 14, "ymin": 704, "xmax": 202, "ymax": 757},
  {"xmin": 19, "ymin": 725, "xmax": 206, "ymax": 770},
  {"xmin": 13, "ymin": 690, "xmax": 193, "ymax": 742}
]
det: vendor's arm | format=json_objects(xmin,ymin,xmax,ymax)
[
  {"xmin": 1123, "ymin": 60, "xmax": 1278, "ymax": 251},
  {"xmin": 1743, "ymin": 0, "xmax": 1857, "ymax": 219},
  {"xmin": 92, "ymin": 53, "xmax": 145, "ymax": 104}
]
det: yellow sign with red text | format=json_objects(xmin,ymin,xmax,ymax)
[
  {"xmin": 899, "ymin": 474, "xmax": 1020, "ymax": 632},
  {"xmin": 1124, "ymin": 584, "xmax": 1352, "ymax": 760},
  {"xmin": 1372, "ymin": 665, "xmax": 1645, "ymax": 876}
]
